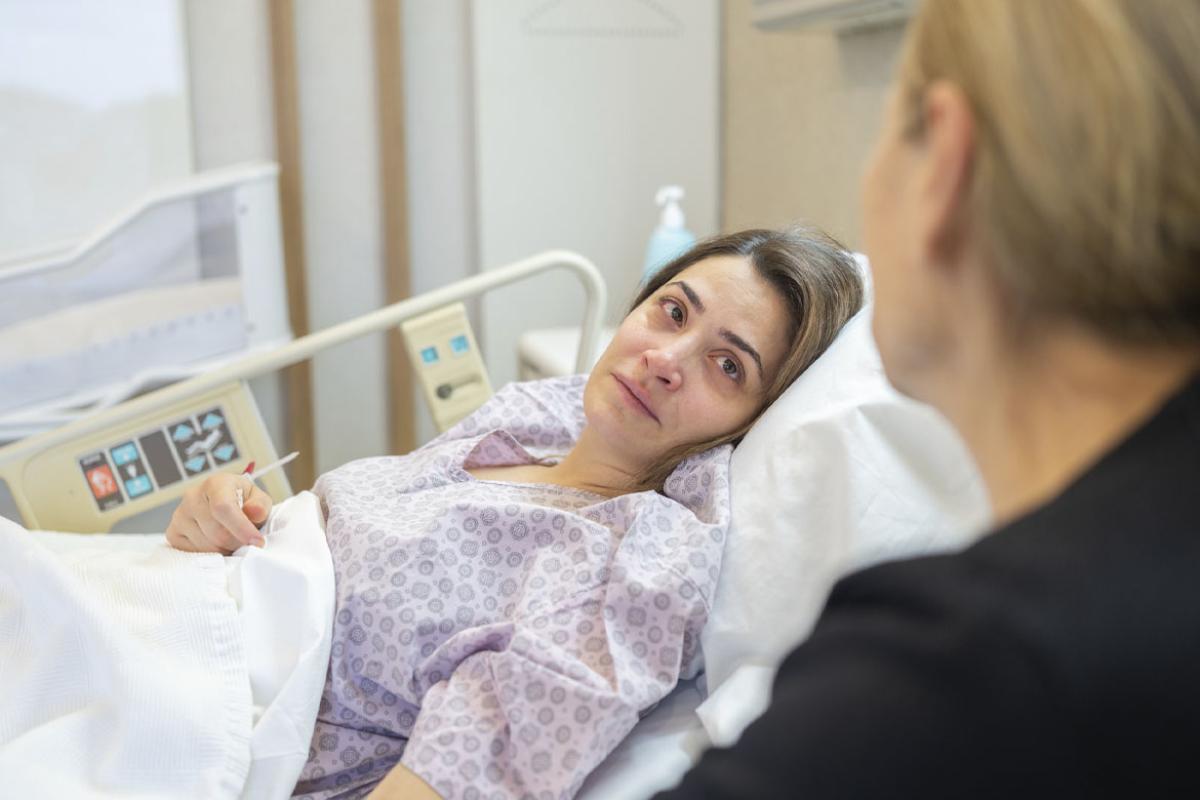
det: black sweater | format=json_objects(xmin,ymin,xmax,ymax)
[{"xmin": 657, "ymin": 375, "xmax": 1200, "ymax": 799}]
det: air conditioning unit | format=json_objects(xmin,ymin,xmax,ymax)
[{"xmin": 753, "ymin": 0, "xmax": 916, "ymax": 31}]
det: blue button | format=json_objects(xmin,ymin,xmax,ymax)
[
  {"xmin": 124, "ymin": 474, "xmax": 153, "ymax": 498},
  {"xmin": 201, "ymin": 412, "xmax": 224, "ymax": 430},
  {"xmin": 110, "ymin": 442, "xmax": 139, "ymax": 466},
  {"xmin": 184, "ymin": 456, "xmax": 208, "ymax": 474},
  {"xmin": 421, "ymin": 346, "xmax": 439, "ymax": 365},
  {"xmin": 450, "ymin": 335, "xmax": 469, "ymax": 355},
  {"xmin": 172, "ymin": 423, "xmax": 194, "ymax": 442},
  {"xmin": 213, "ymin": 443, "xmax": 236, "ymax": 462}
]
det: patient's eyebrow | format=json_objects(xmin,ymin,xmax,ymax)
[
  {"xmin": 668, "ymin": 279, "xmax": 764, "ymax": 381},
  {"xmin": 668, "ymin": 280, "xmax": 705, "ymax": 313},
  {"xmin": 720, "ymin": 328, "xmax": 764, "ymax": 382}
]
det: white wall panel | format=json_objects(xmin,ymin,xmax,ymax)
[
  {"xmin": 402, "ymin": 0, "xmax": 478, "ymax": 445},
  {"xmin": 294, "ymin": 0, "xmax": 389, "ymax": 474},
  {"xmin": 471, "ymin": 0, "xmax": 720, "ymax": 387},
  {"xmin": 184, "ymin": 0, "xmax": 276, "ymax": 169}
]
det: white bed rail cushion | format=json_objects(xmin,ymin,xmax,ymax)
[
  {"xmin": 0, "ymin": 491, "xmax": 335, "ymax": 800},
  {"xmin": 697, "ymin": 299, "xmax": 992, "ymax": 747}
]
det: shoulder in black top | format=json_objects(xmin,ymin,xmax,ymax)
[{"xmin": 657, "ymin": 374, "xmax": 1200, "ymax": 799}]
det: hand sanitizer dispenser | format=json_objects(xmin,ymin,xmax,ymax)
[{"xmin": 642, "ymin": 185, "xmax": 696, "ymax": 283}]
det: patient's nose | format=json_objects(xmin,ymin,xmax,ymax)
[{"xmin": 645, "ymin": 347, "xmax": 683, "ymax": 391}]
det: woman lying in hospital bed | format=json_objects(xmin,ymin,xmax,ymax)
[
  {"xmin": 228, "ymin": 227, "xmax": 861, "ymax": 800},
  {"xmin": 6, "ymin": 227, "xmax": 864, "ymax": 800}
]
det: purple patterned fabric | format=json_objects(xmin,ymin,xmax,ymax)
[{"xmin": 293, "ymin": 376, "xmax": 731, "ymax": 800}]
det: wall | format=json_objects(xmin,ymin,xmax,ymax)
[
  {"xmin": 188, "ymin": 1, "xmax": 399, "ymax": 474},
  {"xmin": 402, "ymin": 0, "xmax": 478, "ymax": 446},
  {"xmin": 292, "ymin": 2, "xmax": 392, "ymax": 474},
  {"xmin": 190, "ymin": 0, "xmax": 723, "ymax": 470},
  {"xmin": 187, "ymin": 0, "xmax": 464, "ymax": 469},
  {"xmin": 472, "ymin": 0, "xmax": 721, "ymax": 387},
  {"xmin": 722, "ymin": 0, "xmax": 905, "ymax": 249},
  {"xmin": 185, "ymin": 1, "xmax": 276, "ymax": 168},
  {"xmin": 0, "ymin": 0, "xmax": 193, "ymax": 259},
  {"xmin": 184, "ymin": 0, "xmax": 288, "ymax": 456}
]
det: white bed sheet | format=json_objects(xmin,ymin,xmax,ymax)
[
  {"xmin": 578, "ymin": 678, "xmax": 710, "ymax": 799},
  {"xmin": 6, "ymin": 498, "xmax": 710, "ymax": 800},
  {"xmin": 3, "ymin": 492, "xmax": 335, "ymax": 800}
]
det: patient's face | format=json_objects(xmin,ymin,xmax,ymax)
[{"xmin": 584, "ymin": 255, "xmax": 790, "ymax": 464}]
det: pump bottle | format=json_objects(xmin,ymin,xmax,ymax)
[{"xmin": 641, "ymin": 186, "xmax": 696, "ymax": 283}]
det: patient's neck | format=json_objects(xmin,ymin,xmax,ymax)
[{"xmin": 542, "ymin": 426, "xmax": 644, "ymax": 498}]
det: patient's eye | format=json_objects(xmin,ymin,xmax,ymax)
[
  {"xmin": 662, "ymin": 299, "xmax": 685, "ymax": 326},
  {"xmin": 718, "ymin": 356, "xmax": 742, "ymax": 381}
]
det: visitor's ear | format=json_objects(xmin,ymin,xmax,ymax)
[{"xmin": 915, "ymin": 80, "xmax": 976, "ymax": 267}]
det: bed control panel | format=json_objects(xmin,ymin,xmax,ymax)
[
  {"xmin": 0, "ymin": 381, "xmax": 290, "ymax": 533},
  {"xmin": 402, "ymin": 303, "xmax": 493, "ymax": 432},
  {"xmin": 76, "ymin": 406, "xmax": 241, "ymax": 513}
]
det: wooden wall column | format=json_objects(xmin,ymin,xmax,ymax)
[
  {"xmin": 373, "ymin": 0, "xmax": 417, "ymax": 455},
  {"xmin": 267, "ymin": 0, "xmax": 316, "ymax": 488}
]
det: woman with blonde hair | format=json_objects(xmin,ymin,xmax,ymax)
[{"xmin": 659, "ymin": 0, "xmax": 1200, "ymax": 796}]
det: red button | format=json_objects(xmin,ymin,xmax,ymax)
[{"xmin": 86, "ymin": 465, "xmax": 118, "ymax": 498}]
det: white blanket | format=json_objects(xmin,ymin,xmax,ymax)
[{"xmin": 0, "ymin": 492, "xmax": 335, "ymax": 799}]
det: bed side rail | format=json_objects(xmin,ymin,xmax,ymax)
[{"xmin": 0, "ymin": 250, "xmax": 606, "ymax": 532}]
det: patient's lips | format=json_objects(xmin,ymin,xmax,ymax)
[{"xmin": 613, "ymin": 373, "xmax": 659, "ymax": 423}]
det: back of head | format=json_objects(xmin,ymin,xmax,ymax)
[{"xmin": 903, "ymin": 0, "xmax": 1200, "ymax": 344}]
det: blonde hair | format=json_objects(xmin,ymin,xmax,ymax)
[
  {"xmin": 629, "ymin": 226, "xmax": 864, "ymax": 491},
  {"xmin": 901, "ymin": 0, "xmax": 1200, "ymax": 343}
]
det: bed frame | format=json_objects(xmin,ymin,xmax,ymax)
[{"xmin": 0, "ymin": 251, "xmax": 606, "ymax": 533}]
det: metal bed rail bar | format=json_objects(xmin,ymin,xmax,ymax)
[{"xmin": 0, "ymin": 249, "xmax": 607, "ymax": 461}]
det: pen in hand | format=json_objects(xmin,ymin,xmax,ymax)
[{"xmin": 236, "ymin": 450, "xmax": 300, "ymax": 510}]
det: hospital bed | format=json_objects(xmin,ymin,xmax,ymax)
[
  {"xmin": 0, "ymin": 199, "xmax": 989, "ymax": 797},
  {"xmin": 0, "ymin": 230, "xmax": 723, "ymax": 797}
]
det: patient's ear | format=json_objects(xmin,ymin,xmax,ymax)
[{"xmin": 915, "ymin": 81, "xmax": 976, "ymax": 267}]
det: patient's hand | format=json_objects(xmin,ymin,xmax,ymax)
[
  {"xmin": 367, "ymin": 764, "xmax": 443, "ymax": 800},
  {"xmin": 166, "ymin": 473, "xmax": 273, "ymax": 554}
]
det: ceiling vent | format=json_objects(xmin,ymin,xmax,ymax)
[{"xmin": 753, "ymin": 0, "xmax": 916, "ymax": 32}]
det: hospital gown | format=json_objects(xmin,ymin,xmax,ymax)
[{"xmin": 294, "ymin": 375, "xmax": 731, "ymax": 800}]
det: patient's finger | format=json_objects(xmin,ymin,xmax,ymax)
[
  {"xmin": 240, "ymin": 481, "xmax": 274, "ymax": 527},
  {"xmin": 206, "ymin": 479, "xmax": 264, "ymax": 548},
  {"xmin": 194, "ymin": 511, "xmax": 242, "ymax": 554}
]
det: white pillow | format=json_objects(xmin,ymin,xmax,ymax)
[{"xmin": 696, "ymin": 289, "xmax": 991, "ymax": 746}]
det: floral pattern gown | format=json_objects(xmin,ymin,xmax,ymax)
[{"xmin": 293, "ymin": 376, "xmax": 731, "ymax": 800}]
